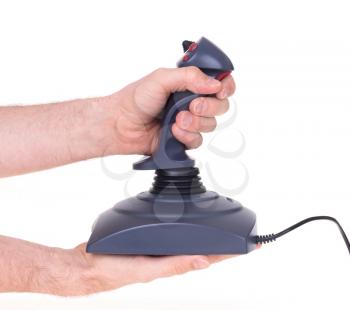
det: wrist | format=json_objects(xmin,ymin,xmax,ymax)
[
  {"xmin": 0, "ymin": 236, "xmax": 95, "ymax": 296},
  {"xmin": 62, "ymin": 244, "xmax": 103, "ymax": 296},
  {"xmin": 67, "ymin": 94, "xmax": 121, "ymax": 161},
  {"xmin": 33, "ymin": 245, "xmax": 99, "ymax": 296}
]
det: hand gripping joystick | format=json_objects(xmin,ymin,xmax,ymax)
[
  {"xmin": 133, "ymin": 37, "xmax": 234, "ymax": 170},
  {"xmin": 87, "ymin": 38, "xmax": 257, "ymax": 256},
  {"xmin": 87, "ymin": 38, "xmax": 350, "ymax": 256}
]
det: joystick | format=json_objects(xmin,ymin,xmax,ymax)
[
  {"xmin": 86, "ymin": 37, "xmax": 350, "ymax": 256},
  {"xmin": 87, "ymin": 37, "xmax": 257, "ymax": 255}
]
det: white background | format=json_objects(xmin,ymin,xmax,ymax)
[{"xmin": 0, "ymin": 0, "xmax": 350, "ymax": 309}]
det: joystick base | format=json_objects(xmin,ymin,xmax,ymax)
[{"xmin": 87, "ymin": 188, "xmax": 257, "ymax": 255}]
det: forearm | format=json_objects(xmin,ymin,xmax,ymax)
[
  {"xmin": 0, "ymin": 95, "xmax": 119, "ymax": 177},
  {"xmin": 0, "ymin": 236, "xmax": 96, "ymax": 296}
]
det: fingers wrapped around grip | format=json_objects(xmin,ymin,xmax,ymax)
[{"xmin": 163, "ymin": 68, "xmax": 235, "ymax": 150}]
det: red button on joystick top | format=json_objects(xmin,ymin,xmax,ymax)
[{"xmin": 188, "ymin": 42, "xmax": 198, "ymax": 52}]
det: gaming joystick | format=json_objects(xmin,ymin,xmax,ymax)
[
  {"xmin": 86, "ymin": 37, "xmax": 350, "ymax": 257},
  {"xmin": 133, "ymin": 37, "xmax": 234, "ymax": 170},
  {"xmin": 86, "ymin": 37, "xmax": 258, "ymax": 255}
]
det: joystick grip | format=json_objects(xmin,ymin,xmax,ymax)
[{"xmin": 133, "ymin": 37, "xmax": 234, "ymax": 170}]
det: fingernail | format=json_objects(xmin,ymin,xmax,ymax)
[
  {"xmin": 195, "ymin": 101, "xmax": 206, "ymax": 114},
  {"xmin": 218, "ymin": 90, "xmax": 227, "ymax": 99},
  {"xmin": 182, "ymin": 114, "xmax": 192, "ymax": 128},
  {"xmin": 193, "ymin": 258, "xmax": 210, "ymax": 270},
  {"xmin": 207, "ymin": 77, "xmax": 221, "ymax": 87}
]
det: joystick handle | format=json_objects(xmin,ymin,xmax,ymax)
[{"xmin": 133, "ymin": 37, "xmax": 234, "ymax": 170}]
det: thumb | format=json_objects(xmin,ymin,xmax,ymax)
[{"xmin": 151, "ymin": 67, "xmax": 222, "ymax": 95}]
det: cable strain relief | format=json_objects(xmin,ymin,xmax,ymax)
[{"xmin": 255, "ymin": 234, "xmax": 277, "ymax": 244}]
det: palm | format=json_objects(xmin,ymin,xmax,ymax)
[{"xmin": 81, "ymin": 242, "xmax": 234, "ymax": 293}]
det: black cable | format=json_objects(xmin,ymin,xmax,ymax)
[{"xmin": 255, "ymin": 216, "xmax": 350, "ymax": 254}]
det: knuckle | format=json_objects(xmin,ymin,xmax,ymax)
[
  {"xmin": 152, "ymin": 67, "xmax": 167, "ymax": 77},
  {"xmin": 172, "ymin": 264, "xmax": 187, "ymax": 275},
  {"xmin": 184, "ymin": 66, "xmax": 200, "ymax": 84}
]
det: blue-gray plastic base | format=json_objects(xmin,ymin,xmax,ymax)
[{"xmin": 86, "ymin": 191, "xmax": 257, "ymax": 255}]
